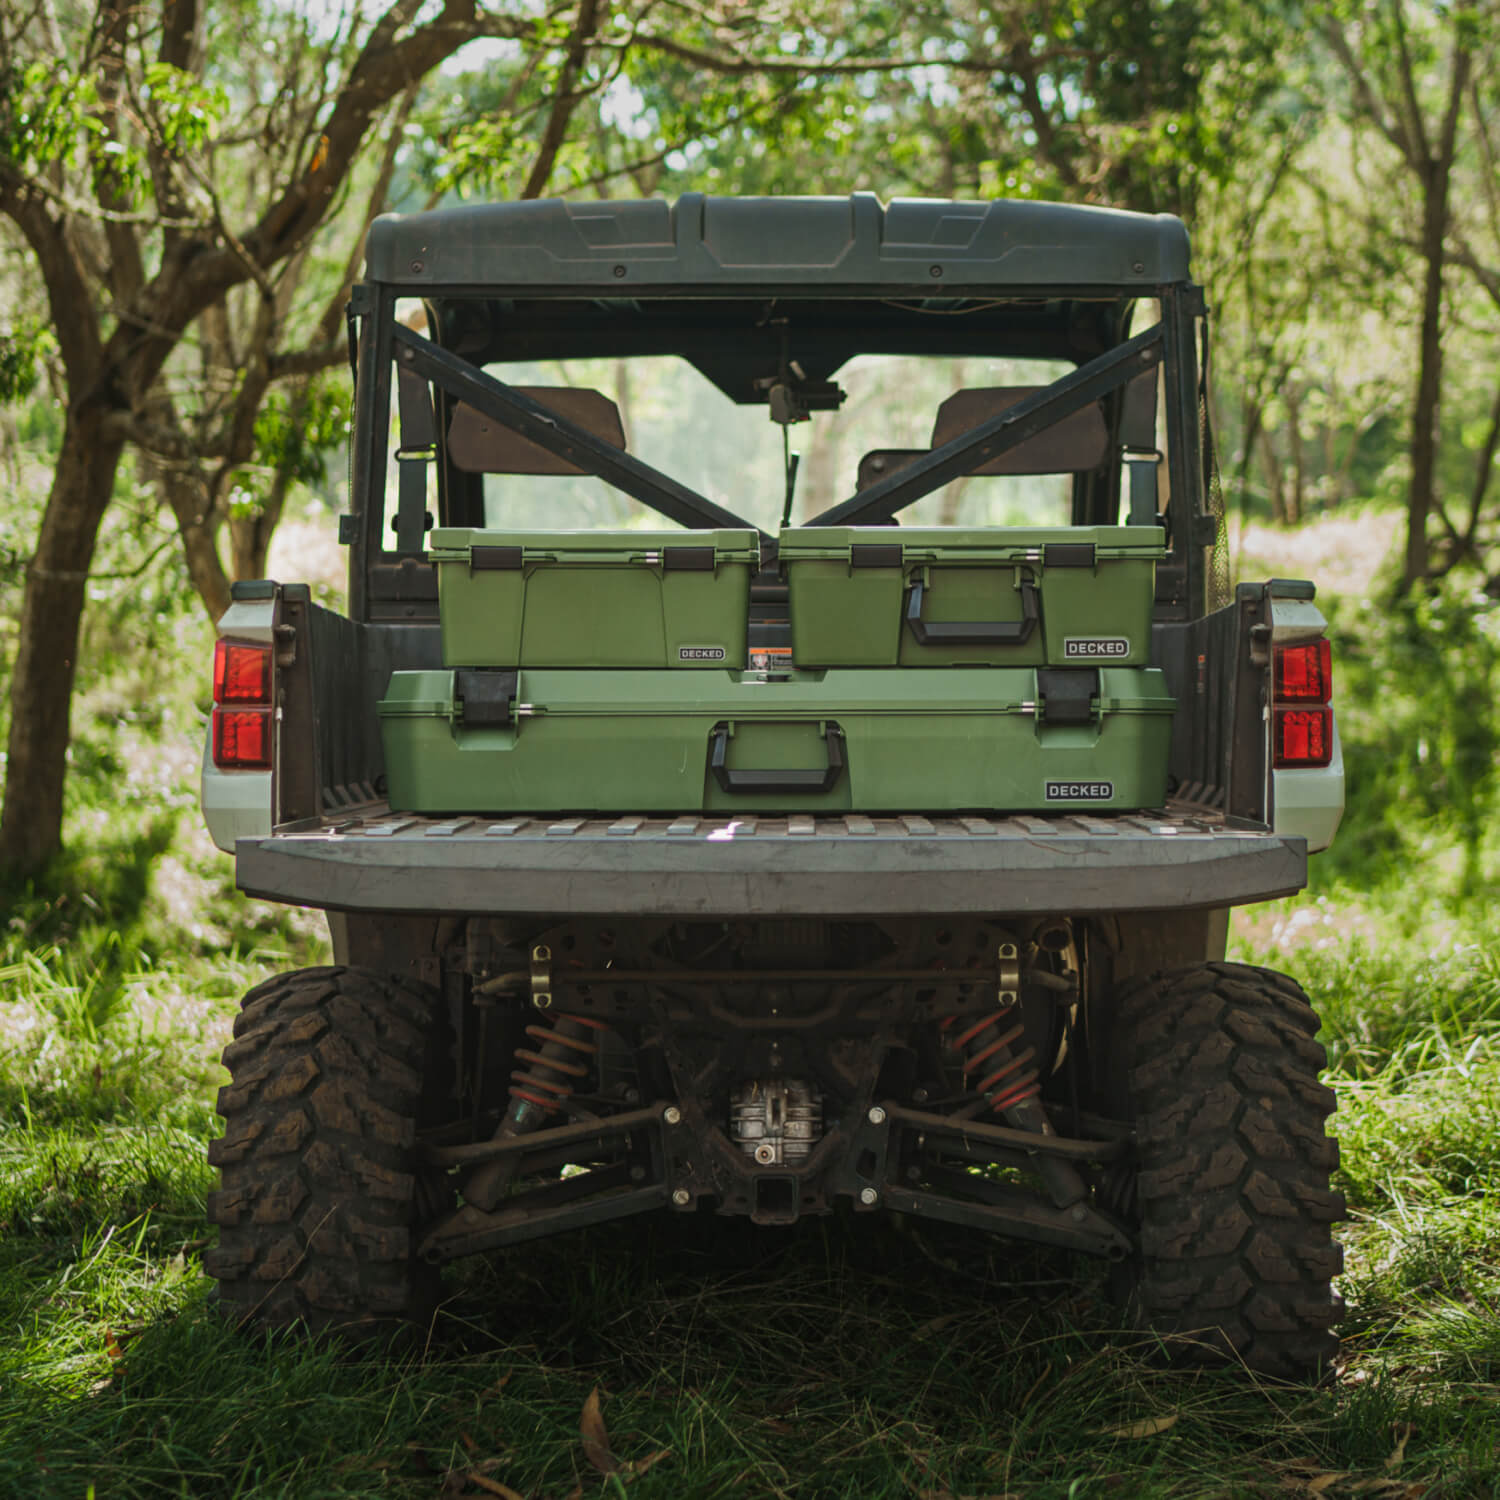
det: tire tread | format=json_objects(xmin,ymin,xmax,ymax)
[
  {"xmin": 204, "ymin": 965, "xmax": 440, "ymax": 1335},
  {"xmin": 1111, "ymin": 960, "xmax": 1344, "ymax": 1377}
]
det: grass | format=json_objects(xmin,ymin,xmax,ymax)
[
  {"xmin": 7, "ymin": 870, "xmax": 1500, "ymax": 1494},
  {"xmin": 0, "ymin": 1176, "xmax": 1479, "ymax": 1498},
  {"xmin": 5, "ymin": 517, "xmax": 1500, "ymax": 1495}
]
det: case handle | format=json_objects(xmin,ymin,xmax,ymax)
[
  {"xmin": 903, "ymin": 574, "xmax": 1040, "ymax": 646},
  {"xmin": 709, "ymin": 720, "xmax": 846, "ymax": 794}
]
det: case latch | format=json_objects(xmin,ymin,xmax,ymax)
[
  {"xmin": 1037, "ymin": 667, "xmax": 1100, "ymax": 726},
  {"xmin": 456, "ymin": 668, "xmax": 519, "ymax": 727}
]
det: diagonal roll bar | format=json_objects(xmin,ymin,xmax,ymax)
[
  {"xmin": 391, "ymin": 322, "xmax": 767, "ymax": 540},
  {"xmin": 806, "ymin": 323, "xmax": 1164, "ymax": 527}
]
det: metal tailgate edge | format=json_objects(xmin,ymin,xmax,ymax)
[{"xmin": 234, "ymin": 807, "xmax": 1306, "ymax": 916}]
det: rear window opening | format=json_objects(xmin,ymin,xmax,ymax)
[
  {"xmin": 472, "ymin": 354, "xmax": 1077, "ymax": 533},
  {"xmin": 372, "ymin": 292, "xmax": 1171, "ymax": 557}
]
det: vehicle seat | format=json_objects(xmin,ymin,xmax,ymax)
[
  {"xmin": 447, "ymin": 389, "xmax": 626, "ymax": 474},
  {"xmin": 930, "ymin": 387, "xmax": 1109, "ymax": 473}
]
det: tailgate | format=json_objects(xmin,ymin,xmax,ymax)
[{"xmin": 235, "ymin": 801, "xmax": 1305, "ymax": 916}]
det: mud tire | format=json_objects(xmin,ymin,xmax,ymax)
[
  {"xmin": 1105, "ymin": 961, "xmax": 1344, "ymax": 1378},
  {"xmin": 204, "ymin": 965, "xmax": 445, "ymax": 1338}
]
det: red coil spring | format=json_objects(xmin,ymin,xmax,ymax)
[
  {"xmin": 509, "ymin": 1013, "xmax": 608, "ymax": 1114},
  {"xmin": 940, "ymin": 1007, "xmax": 1040, "ymax": 1114}
]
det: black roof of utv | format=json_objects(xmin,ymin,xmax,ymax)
[{"xmin": 365, "ymin": 193, "xmax": 1191, "ymax": 294}]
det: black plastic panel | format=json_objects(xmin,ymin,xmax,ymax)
[{"xmin": 366, "ymin": 194, "xmax": 1191, "ymax": 292}]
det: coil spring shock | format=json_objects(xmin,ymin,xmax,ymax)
[
  {"xmin": 943, "ymin": 1008, "xmax": 1040, "ymax": 1115},
  {"xmin": 465, "ymin": 1011, "xmax": 609, "ymax": 1212},
  {"xmin": 933, "ymin": 939, "xmax": 1087, "ymax": 1211},
  {"xmin": 508, "ymin": 1013, "xmax": 608, "ymax": 1116}
]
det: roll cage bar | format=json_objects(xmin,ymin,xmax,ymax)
[{"xmin": 347, "ymin": 283, "xmax": 1210, "ymax": 623}]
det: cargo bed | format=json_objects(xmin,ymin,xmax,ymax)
[{"xmin": 234, "ymin": 799, "xmax": 1305, "ymax": 916}]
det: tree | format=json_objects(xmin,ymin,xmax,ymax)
[
  {"xmin": 0, "ymin": 0, "xmax": 571, "ymax": 877},
  {"xmin": 1319, "ymin": 0, "xmax": 1496, "ymax": 587},
  {"xmin": 0, "ymin": 0, "xmax": 961, "ymax": 878},
  {"xmin": 0, "ymin": 0, "xmax": 1330, "ymax": 879}
]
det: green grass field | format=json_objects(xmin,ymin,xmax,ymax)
[{"xmin": 3, "ymin": 519, "xmax": 1500, "ymax": 1497}]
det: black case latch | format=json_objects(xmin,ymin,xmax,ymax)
[
  {"xmin": 456, "ymin": 668, "xmax": 519, "ymax": 727},
  {"xmin": 1037, "ymin": 667, "xmax": 1100, "ymax": 726}
]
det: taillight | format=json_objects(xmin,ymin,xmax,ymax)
[
  {"xmin": 211, "ymin": 638, "xmax": 273, "ymax": 769},
  {"xmin": 1273, "ymin": 638, "xmax": 1333, "ymax": 768},
  {"xmin": 1274, "ymin": 707, "xmax": 1332, "ymax": 768},
  {"xmin": 1275, "ymin": 639, "xmax": 1332, "ymax": 702},
  {"xmin": 212, "ymin": 708, "xmax": 272, "ymax": 769},
  {"xmin": 213, "ymin": 639, "xmax": 272, "ymax": 703}
]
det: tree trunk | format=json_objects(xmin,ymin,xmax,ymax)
[
  {"xmin": 1406, "ymin": 156, "xmax": 1448, "ymax": 587},
  {"xmin": 154, "ymin": 461, "xmax": 233, "ymax": 621},
  {"xmin": 1285, "ymin": 385, "xmax": 1305, "ymax": 526},
  {"xmin": 0, "ymin": 408, "xmax": 126, "ymax": 877},
  {"xmin": 228, "ymin": 380, "xmax": 312, "ymax": 583},
  {"xmin": 1259, "ymin": 429, "xmax": 1286, "ymax": 524},
  {"xmin": 1402, "ymin": 30, "xmax": 1473, "ymax": 588},
  {"xmin": 229, "ymin": 490, "xmax": 285, "ymax": 583}
]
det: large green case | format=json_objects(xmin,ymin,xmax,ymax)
[
  {"xmin": 429, "ymin": 528, "xmax": 761, "ymax": 669},
  {"xmin": 378, "ymin": 667, "xmax": 1175, "ymax": 816},
  {"xmin": 778, "ymin": 526, "xmax": 1164, "ymax": 668}
]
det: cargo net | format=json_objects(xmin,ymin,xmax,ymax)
[{"xmin": 1201, "ymin": 395, "xmax": 1232, "ymax": 613}]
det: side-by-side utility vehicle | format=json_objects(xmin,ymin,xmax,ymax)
[{"xmin": 201, "ymin": 194, "xmax": 1345, "ymax": 1375}]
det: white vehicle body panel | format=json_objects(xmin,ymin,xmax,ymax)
[
  {"xmin": 1268, "ymin": 594, "xmax": 1344, "ymax": 855},
  {"xmin": 200, "ymin": 597, "xmax": 276, "ymax": 854}
]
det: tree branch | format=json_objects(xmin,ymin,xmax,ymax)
[
  {"xmin": 90, "ymin": 0, "xmax": 147, "ymax": 305},
  {"xmin": 158, "ymin": 0, "xmax": 198, "ymax": 71},
  {"xmin": 1463, "ymin": 377, "xmax": 1500, "ymax": 549},
  {"xmin": 626, "ymin": 30, "xmax": 1013, "ymax": 76},
  {"xmin": 522, "ymin": 0, "xmax": 605, "ymax": 199},
  {"xmin": 1435, "ymin": 27, "xmax": 1472, "ymax": 174},
  {"xmin": 234, "ymin": 1, "xmax": 535, "ymax": 276},
  {"xmin": 101, "ymin": 408, "xmax": 206, "ymax": 459},
  {"xmin": 314, "ymin": 83, "xmax": 419, "ymax": 350},
  {"xmin": 267, "ymin": 342, "xmax": 349, "ymax": 381},
  {"xmin": 1389, "ymin": 0, "xmax": 1432, "ymax": 165},
  {"xmin": 0, "ymin": 185, "xmax": 105, "ymax": 385},
  {"xmin": 1321, "ymin": 18, "xmax": 1415, "ymax": 166}
]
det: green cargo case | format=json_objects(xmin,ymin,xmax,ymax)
[
  {"xmin": 378, "ymin": 666, "xmax": 1175, "ymax": 816},
  {"xmin": 778, "ymin": 526, "xmax": 1164, "ymax": 669},
  {"xmin": 428, "ymin": 528, "xmax": 761, "ymax": 669}
]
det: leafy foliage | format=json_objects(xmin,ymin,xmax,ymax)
[
  {"xmin": 0, "ymin": 319, "xmax": 51, "ymax": 404},
  {"xmin": 230, "ymin": 373, "xmax": 351, "ymax": 517},
  {"xmin": 0, "ymin": 61, "xmax": 98, "ymax": 174},
  {"xmin": 1320, "ymin": 583, "xmax": 1500, "ymax": 894}
]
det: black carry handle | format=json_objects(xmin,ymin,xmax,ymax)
[
  {"xmin": 903, "ymin": 574, "xmax": 1040, "ymax": 647},
  {"xmin": 709, "ymin": 720, "xmax": 846, "ymax": 794}
]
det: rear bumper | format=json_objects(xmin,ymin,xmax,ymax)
[{"xmin": 235, "ymin": 802, "xmax": 1306, "ymax": 916}]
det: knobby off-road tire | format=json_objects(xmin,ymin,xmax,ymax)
[
  {"xmin": 1105, "ymin": 961, "xmax": 1344, "ymax": 1378},
  {"xmin": 204, "ymin": 965, "xmax": 446, "ymax": 1338}
]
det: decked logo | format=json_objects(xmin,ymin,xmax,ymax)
[
  {"xmin": 679, "ymin": 645, "xmax": 727, "ymax": 661},
  {"xmin": 1045, "ymin": 780, "xmax": 1115, "ymax": 802},
  {"xmin": 1063, "ymin": 636, "xmax": 1131, "ymax": 659}
]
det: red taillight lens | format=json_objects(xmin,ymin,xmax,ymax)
[
  {"xmin": 212, "ymin": 708, "xmax": 272, "ymax": 769},
  {"xmin": 1275, "ymin": 639, "xmax": 1332, "ymax": 702},
  {"xmin": 1274, "ymin": 707, "xmax": 1332, "ymax": 768},
  {"xmin": 213, "ymin": 639, "xmax": 272, "ymax": 704}
]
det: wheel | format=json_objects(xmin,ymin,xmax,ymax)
[
  {"xmin": 203, "ymin": 965, "xmax": 447, "ymax": 1337},
  {"xmin": 1102, "ymin": 961, "xmax": 1344, "ymax": 1377}
]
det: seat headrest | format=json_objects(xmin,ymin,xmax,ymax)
[
  {"xmin": 931, "ymin": 387, "xmax": 1109, "ymax": 474},
  {"xmin": 448, "ymin": 389, "xmax": 626, "ymax": 474}
]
